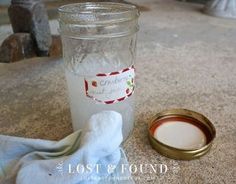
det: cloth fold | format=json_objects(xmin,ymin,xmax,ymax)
[{"xmin": 0, "ymin": 111, "xmax": 134, "ymax": 184}]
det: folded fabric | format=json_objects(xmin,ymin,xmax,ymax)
[{"xmin": 0, "ymin": 111, "xmax": 134, "ymax": 184}]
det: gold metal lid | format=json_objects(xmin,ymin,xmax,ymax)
[{"xmin": 148, "ymin": 109, "xmax": 216, "ymax": 160}]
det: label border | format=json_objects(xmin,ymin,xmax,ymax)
[{"xmin": 84, "ymin": 65, "xmax": 135, "ymax": 104}]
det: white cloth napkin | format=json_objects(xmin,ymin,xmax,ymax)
[{"xmin": 0, "ymin": 111, "xmax": 134, "ymax": 184}]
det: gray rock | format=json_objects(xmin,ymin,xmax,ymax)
[
  {"xmin": 204, "ymin": 0, "xmax": 236, "ymax": 19},
  {"xmin": 0, "ymin": 33, "xmax": 36, "ymax": 63},
  {"xmin": 0, "ymin": 34, "xmax": 63, "ymax": 63},
  {"xmin": 8, "ymin": 0, "xmax": 52, "ymax": 56}
]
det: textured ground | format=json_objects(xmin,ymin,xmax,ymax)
[{"xmin": 0, "ymin": 0, "xmax": 236, "ymax": 183}]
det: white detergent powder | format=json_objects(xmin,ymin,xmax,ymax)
[{"xmin": 65, "ymin": 54, "xmax": 135, "ymax": 140}]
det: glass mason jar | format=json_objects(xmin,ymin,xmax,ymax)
[{"xmin": 58, "ymin": 2, "xmax": 139, "ymax": 140}]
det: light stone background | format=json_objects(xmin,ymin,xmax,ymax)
[{"xmin": 0, "ymin": 0, "xmax": 236, "ymax": 183}]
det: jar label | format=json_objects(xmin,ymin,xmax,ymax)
[{"xmin": 84, "ymin": 65, "xmax": 135, "ymax": 104}]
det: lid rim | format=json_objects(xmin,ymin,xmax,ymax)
[
  {"xmin": 149, "ymin": 135, "xmax": 213, "ymax": 160},
  {"xmin": 148, "ymin": 108, "xmax": 216, "ymax": 160}
]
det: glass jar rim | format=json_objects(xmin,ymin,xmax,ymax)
[{"xmin": 58, "ymin": 2, "xmax": 139, "ymax": 23}]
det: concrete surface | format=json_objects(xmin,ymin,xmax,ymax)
[{"xmin": 0, "ymin": 0, "xmax": 236, "ymax": 183}]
